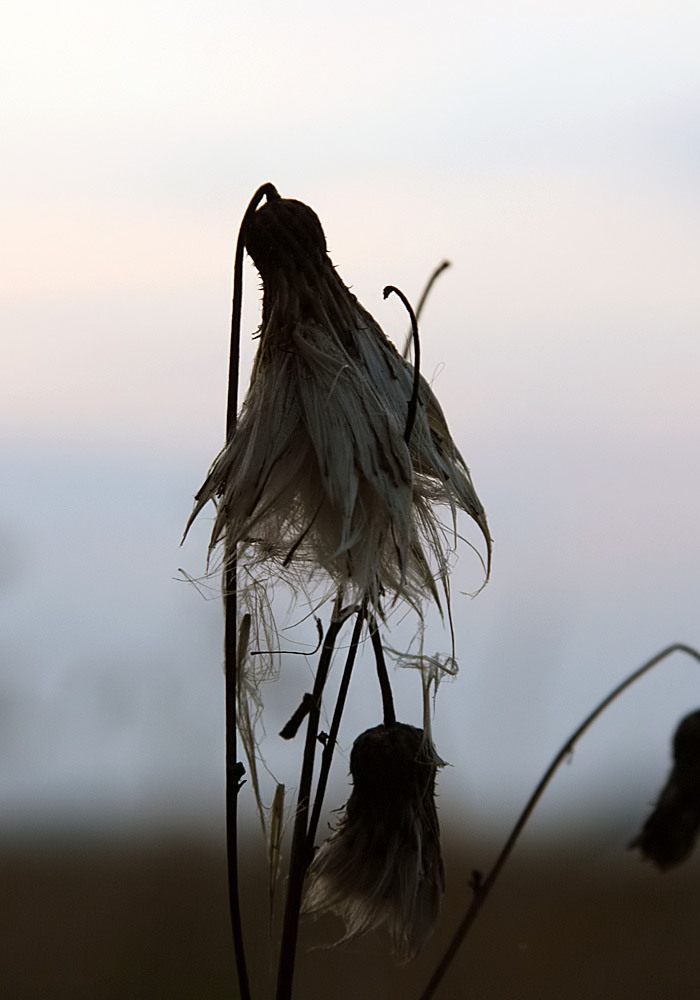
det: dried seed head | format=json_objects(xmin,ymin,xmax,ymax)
[
  {"xmin": 185, "ymin": 192, "xmax": 491, "ymax": 613},
  {"xmin": 245, "ymin": 198, "xmax": 328, "ymax": 288},
  {"xmin": 629, "ymin": 710, "xmax": 700, "ymax": 870},
  {"xmin": 304, "ymin": 722, "xmax": 445, "ymax": 960}
]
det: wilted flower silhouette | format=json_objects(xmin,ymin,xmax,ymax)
[
  {"xmin": 303, "ymin": 722, "xmax": 445, "ymax": 960},
  {"xmin": 630, "ymin": 709, "xmax": 700, "ymax": 869},
  {"xmin": 185, "ymin": 193, "xmax": 490, "ymax": 611}
]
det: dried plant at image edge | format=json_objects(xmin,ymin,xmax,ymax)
[{"xmin": 630, "ymin": 709, "xmax": 700, "ymax": 870}]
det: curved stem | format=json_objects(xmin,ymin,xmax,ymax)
[
  {"xmin": 419, "ymin": 643, "xmax": 700, "ymax": 1000},
  {"xmin": 224, "ymin": 180, "xmax": 278, "ymax": 1000},
  {"xmin": 383, "ymin": 284, "xmax": 421, "ymax": 444},
  {"xmin": 402, "ymin": 260, "xmax": 450, "ymax": 358},
  {"xmin": 369, "ymin": 614, "xmax": 396, "ymax": 726},
  {"xmin": 227, "ymin": 181, "xmax": 279, "ymax": 439}
]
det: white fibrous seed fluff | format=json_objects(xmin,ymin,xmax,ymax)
[{"xmin": 184, "ymin": 196, "xmax": 491, "ymax": 611}]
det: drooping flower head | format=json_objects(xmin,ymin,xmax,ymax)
[
  {"xmin": 185, "ymin": 190, "xmax": 490, "ymax": 611},
  {"xmin": 303, "ymin": 722, "xmax": 445, "ymax": 960},
  {"xmin": 630, "ymin": 709, "xmax": 700, "ymax": 870}
]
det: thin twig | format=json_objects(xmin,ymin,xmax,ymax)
[
  {"xmin": 276, "ymin": 601, "xmax": 355, "ymax": 1000},
  {"xmin": 383, "ymin": 284, "xmax": 421, "ymax": 444},
  {"xmin": 223, "ymin": 181, "xmax": 278, "ymax": 1000},
  {"xmin": 418, "ymin": 643, "xmax": 700, "ymax": 1000},
  {"xmin": 279, "ymin": 694, "xmax": 314, "ymax": 740}
]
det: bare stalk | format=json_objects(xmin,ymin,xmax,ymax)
[
  {"xmin": 307, "ymin": 604, "xmax": 367, "ymax": 854},
  {"xmin": 276, "ymin": 601, "xmax": 355, "ymax": 1000},
  {"xmin": 226, "ymin": 183, "xmax": 279, "ymax": 439},
  {"xmin": 419, "ymin": 642, "xmax": 700, "ymax": 1000},
  {"xmin": 369, "ymin": 614, "xmax": 396, "ymax": 726},
  {"xmin": 223, "ymin": 181, "xmax": 278, "ymax": 1000}
]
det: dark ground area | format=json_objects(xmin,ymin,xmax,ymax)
[{"xmin": 3, "ymin": 827, "xmax": 699, "ymax": 999}]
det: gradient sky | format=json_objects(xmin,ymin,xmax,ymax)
[{"xmin": 2, "ymin": 0, "xmax": 700, "ymax": 842}]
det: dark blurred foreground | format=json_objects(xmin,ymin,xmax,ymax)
[{"xmin": 4, "ymin": 827, "xmax": 700, "ymax": 999}]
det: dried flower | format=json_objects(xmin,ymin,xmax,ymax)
[
  {"xmin": 303, "ymin": 722, "xmax": 445, "ymax": 959},
  {"xmin": 185, "ymin": 193, "xmax": 490, "ymax": 611},
  {"xmin": 630, "ymin": 709, "xmax": 700, "ymax": 869}
]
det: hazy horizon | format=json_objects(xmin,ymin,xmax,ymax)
[{"xmin": 3, "ymin": 0, "xmax": 699, "ymax": 840}]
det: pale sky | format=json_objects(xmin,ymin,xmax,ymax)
[{"xmin": 2, "ymin": 0, "xmax": 700, "ymax": 840}]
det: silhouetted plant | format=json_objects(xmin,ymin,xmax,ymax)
[{"xmin": 185, "ymin": 184, "xmax": 700, "ymax": 1000}]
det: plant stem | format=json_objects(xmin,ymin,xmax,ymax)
[
  {"xmin": 383, "ymin": 284, "xmax": 421, "ymax": 444},
  {"xmin": 223, "ymin": 565, "xmax": 250, "ymax": 1000},
  {"xmin": 418, "ymin": 642, "xmax": 700, "ymax": 1000},
  {"xmin": 307, "ymin": 605, "xmax": 366, "ymax": 854},
  {"xmin": 369, "ymin": 615, "xmax": 396, "ymax": 725},
  {"xmin": 402, "ymin": 260, "xmax": 450, "ymax": 358},
  {"xmin": 275, "ymin": 603, "xmax": 353, "ymax": 1000},
  {"xmin": 223, "ymin": 181, "xmax": 278, "ymax": 1000}
]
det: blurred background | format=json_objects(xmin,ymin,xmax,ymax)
[{"xmin": 3, "ymin": 0, "xmax": 700, "ymax": 996}]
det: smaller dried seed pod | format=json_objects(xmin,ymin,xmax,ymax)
[
  {"xmin": 304, "ymin": 722, "xmax": 445, "ymax": 960},
  {"xmin": 629, "ymin": 710, "xmax": 700, "ymax": 869}
]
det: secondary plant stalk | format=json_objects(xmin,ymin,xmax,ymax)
[
  {"xmin": 418, "ymin": 642, "xmax": 700, "ymax": 1000},
  {"xmin": 306, "ymin": 605, "xmax": 367, "ymax": 855},
  {"xmin": 276, "ymin": 603, "xmax": 354, "ymax": 1000},
  {"xmin": 223, "ymin": 570, "xmax": 249, "ymax": 1000}
]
